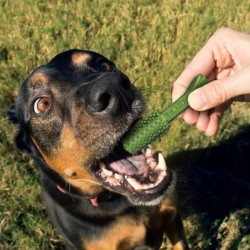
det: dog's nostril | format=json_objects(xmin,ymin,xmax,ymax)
[
  {"xmin": 98, "ymin": 92, "xmax": 111, "ymax": 111},
  {"xmin": 121, "ymin": 79, "xmax": 131, "ymax": 90}
]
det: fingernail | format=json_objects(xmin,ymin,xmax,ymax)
[{"xmin": 188, "ymin": 90, "xmax": 207, "ymax": 111}]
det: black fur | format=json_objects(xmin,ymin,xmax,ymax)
[{"xmin": 9, "ymin": 49, "xmax": 188, "ymax": 250}]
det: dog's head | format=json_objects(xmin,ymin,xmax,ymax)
[{"xmin": 9, "ymin": 49, "xmax": 175, "ymax": 206}]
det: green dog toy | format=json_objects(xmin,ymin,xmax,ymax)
[{"xmin": 122, "ymin": 74, "xmax": 209, "ymax": 154}]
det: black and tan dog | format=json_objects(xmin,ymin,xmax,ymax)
[{"xmin": 8, "ymin": 49, "xmax": 188, "ymax": 250}]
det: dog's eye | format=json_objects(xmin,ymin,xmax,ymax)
[
  {"xmin": 100, "ymin": 62, "xmax": 110, "ymax": 71},
  {"xmin": 34, "ymin": 97, "xmax": 51, "ymax": 114}
]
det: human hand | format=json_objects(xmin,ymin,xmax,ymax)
[{"xmin": 172, "ymin": 28, "xmax": 250, "ymax": 136}]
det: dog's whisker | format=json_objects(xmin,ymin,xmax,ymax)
[
  {"xmin": 65, "ymin": 182, "xmax": 70, "ymax": 195},
  {"xmin": 116, "ymin": 86, "xmax": 132, "ymax": 112},
  {"xmin": 68, "ymin": 183, "xmax": 75, "ymax": 203},
  {"xmin": 132, "ymin": 72, "xmax": 150, "ymax": 86},
  {"xmin": 76, "ymin": 179, "xmax": 102, "ymax": 186},
  {"xmin": 65, "ymin": 182, "xmax": 69, "ymax": 193}
]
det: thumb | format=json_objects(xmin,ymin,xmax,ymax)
[{"xmin": 188, "ymin": 67, "xmax": 250, "ymax": 111}]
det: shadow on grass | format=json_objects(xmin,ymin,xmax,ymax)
[{"xmin": 167, "ymin": 125, "xmax": 250, "ymax": 249}]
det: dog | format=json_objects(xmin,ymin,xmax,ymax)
[{"xmin": 8, "ymin": 49, "xmax": 188, "ymax": 250}]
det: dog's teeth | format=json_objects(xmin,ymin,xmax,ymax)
[
  {"xmin": 102, "ymin": 168, "xmax": 113, "ymax": 177},
  {"xmin": 141, "ymin": 183, "xmax": 154, "ymax": 190},
  {"xmin": 141, "ymin": 184, "xmax": 149, "ymax": 189},
  {"xmin": 114, "ymin": 173, "xmax": 123, "ymax": 180},
  {"xmin": 145, "ymin": 148, "xmax": 152, "ymax": 158},
  {"xmin": 156, "ymin": 171, "xmax": 166, "ymax": 184},
  {"xmin": 126, "ymin": 177, "xmax": 142, "ymax": 190},
  {"xmin": 156, "ymin": 153, "xmax": 167, "ymax": 171},
  {"xmin": 99, "ymin": 162, "xmax": 114, "ymax": 176},
  {"xmin": 99, "ymin": 162, "xmax": 106, "ymax": 170},
  {"xmin": 149, "ymin": 159, "xmax": 157, "ymax": 169}
]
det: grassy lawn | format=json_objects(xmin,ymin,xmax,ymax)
[{"xmin": 0, "ymin": 0, "xmax": 250, "ymax": 249}]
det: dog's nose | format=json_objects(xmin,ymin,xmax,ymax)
[{"xmin": 85, "ymin": 73, "xmax": 133, "ymax": 116}]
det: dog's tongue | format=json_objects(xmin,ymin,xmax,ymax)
[{"xmin": 108, "ymin": 154, "xmax": 146, "ymax": 176}]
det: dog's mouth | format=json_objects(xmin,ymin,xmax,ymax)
[{"xmin": 94, "ymin": 143, "xmax": 175, "ymax": 205}]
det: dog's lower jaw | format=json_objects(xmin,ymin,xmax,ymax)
[{"xmin": 127, "ymin": 173, "xmax": 176, "ymax": 207}]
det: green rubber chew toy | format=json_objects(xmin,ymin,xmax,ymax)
[{"xmin": 122, "ymin": 74, "xmax": 209, "ymax": 154}]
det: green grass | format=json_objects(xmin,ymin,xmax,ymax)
[{"xmin": 0, "ymin": 0, "xmax": 250, "ymax": 249}]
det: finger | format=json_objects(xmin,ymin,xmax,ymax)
[
  {"xmin": 188, "ymin": 66, "xmax": 250, "ymax": 111},
  {"xmin": 204, "ymin": 103, "xmax": 229, "ymax": 136},
  {"xmin": 172, "ymin": 39, "xmax": 215, "ymax": 102},
  {"xmin": 187, "ymin": 39, "xmax": 216, "ymax": 76},
  {"xmin": 196, "ymin": 111, "xmax": 210, "ymax": 132},
  {"xmin": 182, "ymin": 108, "xmax": 199, "ymax": 125},
  {"xmin": 172, "ymin": 67, "xmax": 199, "ymax": 102},
  {"xmin": 205, "ymin": 112, "xmax": 220, "ymax": 137}
]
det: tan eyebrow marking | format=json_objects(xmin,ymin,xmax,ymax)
[
  {"xmin": 71, "ymin": 53, "xmax": 91, "ymax": 65},
  {"xmin": 29, "ymin": 72, "xmax": 48, "ymax": 87}
]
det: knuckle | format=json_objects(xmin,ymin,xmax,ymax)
[
  {"xmin": 213, "ymin": 27, "xmax": 233, "ymax": 38},
  {"xmin": 215, "ymin": 27, "xmax": 229, "ymax": 34},
  {"xmin": 208, "ymin": 80, "xmax": 228, "ymax": 104}
]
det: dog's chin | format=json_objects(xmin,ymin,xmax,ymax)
[{"xmin": 92, "ymin": 143, "xmax": 176, "ymax": 206}]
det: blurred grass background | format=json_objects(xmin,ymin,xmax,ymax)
[{"xmin": 0, "ymin": 0, "xmax": 250, "ymax": 249}]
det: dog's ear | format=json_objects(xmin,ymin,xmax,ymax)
[
  {"xmin": 15, "ymin": 129, "xmax": 33, "ymax": 154},
  {"xmin": 7, "ymin": 105, "xmax": 40, "ymax": 158},
  {"xmin": 7, "ymin": 105, "xmax": 19, "ymax": 124}
]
